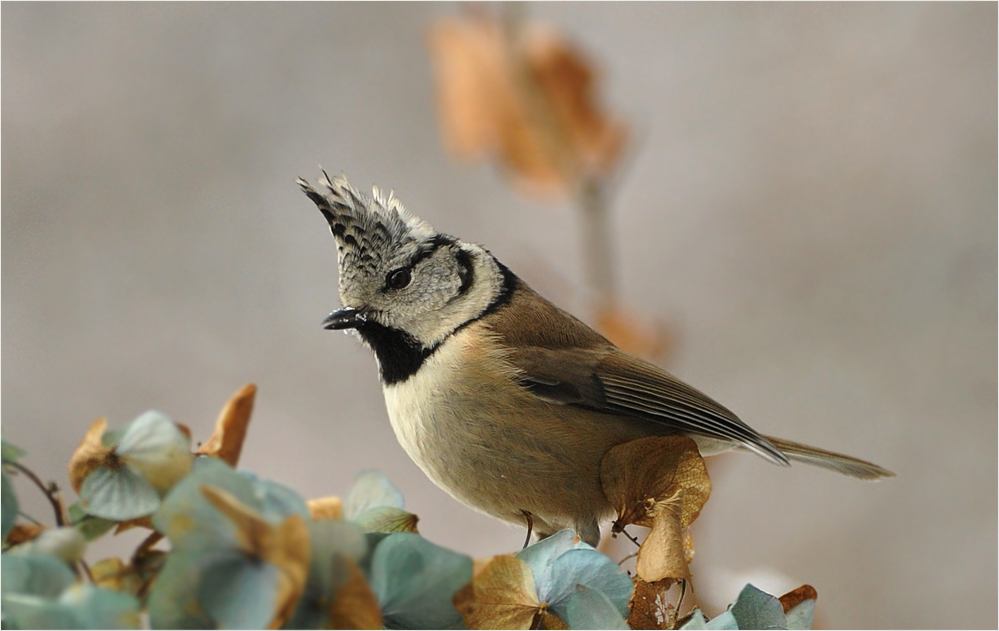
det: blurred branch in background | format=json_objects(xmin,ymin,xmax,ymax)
[{"xmin": 428, "ymin": 5, "xmax": 672, "ymax": 361}]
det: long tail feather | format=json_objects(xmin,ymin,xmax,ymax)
[{"xmin": 762, "ymin": 436, "xmax": 895, "ymax": 480}]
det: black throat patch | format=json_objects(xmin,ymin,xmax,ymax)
[
  {"xmin": 354, "ymin": 322, "xmax": 433, "ymax": 386},
  {"xmin": 354, "ymin": 260, "xmax": 519, "ymax": 386}
]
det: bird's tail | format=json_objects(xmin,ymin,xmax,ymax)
[{"xmin": 762, "ymin": 435, "xmax": 895, "ymax": 480}]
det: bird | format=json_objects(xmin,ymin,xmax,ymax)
[{"xmin": 297, "ymin": 171, "xmax": 894, "ymax": 547}]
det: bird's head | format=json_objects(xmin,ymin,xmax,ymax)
[{"xmin": 298, "ymin": 172, "xmax": 509, "ymax": 372}]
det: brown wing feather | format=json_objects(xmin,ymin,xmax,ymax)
[{"xmin": 485, "ymin": 279, "xmax": 789, "ymax": 465}]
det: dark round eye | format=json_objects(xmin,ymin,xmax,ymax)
[{"xmin": 387, "ymin": 268, "xmax": 412, "ymax": 290}]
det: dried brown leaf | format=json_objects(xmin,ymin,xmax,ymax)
[
  {"xmin": 5, "ymin": 523, "xmax": 46, "ymax": 545},
  {"xmin": 454, "ymin": 555, "xmax": 541, "ymax": 630},
  {"xmin": 329, "ymin": 555, "xmax": 383, "ymax": 630},
  {"xmin": 523, "ymin": 28, "xmax": 628, "ymax": 178},
  {"xmin": 628, "ymin": 578, "xmax": 678, "ymax": 630},
  {"xmin": 307, "ymin": 496, "xmax": 343, "ymax": 521},
  {"xmin": 428, "ymin": 16, "xmax": 512, "ymax": 161},
  {"xmin": 200, "ymin": 485, "xmax": 310, "ymax": 629},
  {"xmin": 683, "ymin": 529, "xmax": 695, "ymax": 566},
  {"xmin": 92, "ymin": 551, "xmax": 165, "ymax": 598},
  {"xmin": 635, "ymin": 490, "xmax": 690, "ymax": 583},
  {"xmin": 600, "ymin": 435, "xmax": 711, "ymax": 531},
  {"xmin": 197, "ymin": 384, "xmax": 256, "ymax": 467},
  {"xmin": 68, "ymin": 418, "xmax": 112, "ymax": 493},
  {"xmin": 539, "ymin": 611, "xmax": 569, "ymax": 630},
  {"xmin": 428, "ymin": 14, "xmax": 627, "ymax": 199},
  {"xmin": 779, "ymin": 584, "xmax": 818, "ymax": 613},
  {"xmin": 114, "ymin": 515, "xmax": 155, "ymax": 535}
]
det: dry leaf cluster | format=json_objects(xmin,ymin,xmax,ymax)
[{"xmin": 429, "ymin": 12, "xmax": 627, "ymax": 199}]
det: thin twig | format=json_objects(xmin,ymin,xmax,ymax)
[
  {"xmin": 617, "ymin": 551, "xmax": 639, "ymax": 566},
  {"xmin": 615, "ymin": 526, "xmax": 642, "ymax": 547},
  {"xmin": 6, "ymin": 461, "xmax": 65, "ymax": 526}
]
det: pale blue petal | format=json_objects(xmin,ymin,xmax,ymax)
[
  {"xmin": 563, "ymin": 584, "xmax": 630, "ymax": 630},
  {"xmin": 80, "ymin": 465, "xmax": 160, "ymax": 521}
]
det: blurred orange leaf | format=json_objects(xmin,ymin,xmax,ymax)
[
  {"xmin": 5, "ymin": 523, "xmax": 46, "ymax": 545},
  {"xmin": 114, "ymin": 516, "xmax": 154, "ymax": 534},
  {"xmin": 596, "ymin": 307, "xmax": 673, "ymax": 362},
  {"xmin": 429, "ymin": 13, "xmax": 627, "ymax": 198},
  {"xmin": 307, "ymin": 496, "xmax": 344, "ymax": 521},
  {"xmin": 197, "ymin": 384, "xmax": 256, "ymax": 467},
  {"xmin": 329, "ymin": 555, "xmax": 383, "ymax": 629}
]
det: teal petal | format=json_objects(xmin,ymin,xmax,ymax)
[
  {"xmin": 705, "ymin": 610, "xmax": 739, "ymax": 630},
  {"xmin": 1, "ymin": 593, "xmax": 79, "ymax": 629},
  {"xmin": 10, "ymin": 528, "xmax": 86, "ymax": 564},
  {"xmin": 147, "ymin": 550, "xmax": 225, "ymax": 629},
  {"xmin": 730, "ymin": 584, "xmax": 786, "ymax": 630},
  {"xmin": 546, "ymin": 548, "xmax": 633, "ymax": 618},
  {"xmin": 352, "ymin": 506, "xmax": 419, "ymax": 533},
  {"xmin": 2, "ymin": 471, "xmax": 18, "ymax": 540},
  {"xmin": 68, "ymin": 503, "xmax": 117, "ymax": 542},
  {"xmin": 199, "ymin": 556, "xmax": 280, "ymax": 630},
  {"xmin": 1, "ymin": 553, "xmax": 77, "ymax": 597},
  {"xmin": 242, "ymin": 475, "xmax": 310, "ymax": 521},
  {"xmin": 58, "ymin": 584, "xmax": 140, "ymax": 629},
  {"xmin": 563, "ymin": 584, "xmax": 630, "ymax": 630},
  {"xmin": 515, "ymin": 529, "xmax": 590, "ymax": 589},
  {"xmin": 117, "ymin": 411, "xmax": 192, "ymax": 494},
  {"xmin": 344, "ymin": 470, "xmax": 404, "ymax": 520},
  {"xmin": 287, "ymin": 520, "xmax": 369, "ymax": 629},
  {"xmin": 369, "ymin": 533, "xmax": 472, "ymax": 630},
  {"xmin": 680, "ymin": 609, "xmax": 708, "ymax": 629},
  {"xmin": 80, "ymin": 465, "xmax": 161, "ymax": 521},
  {"xmin": 785, "ymin": 599, "xmax": 815, "ymax": 630},
  {"xmin": 154, "ymin": 458, "xmax": 251, "ymax": 551}
]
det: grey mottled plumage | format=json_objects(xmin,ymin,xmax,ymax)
[{"xmin": 298, "ymin": 172, "xmax": 894, "ymax": 546}]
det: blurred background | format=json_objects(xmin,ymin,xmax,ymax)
[{"xmin": 3, "ymin": 3, "xmax": 995, "ymax": 628}]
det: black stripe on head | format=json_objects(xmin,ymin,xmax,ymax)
[
  {"xmin": 355, "ymin": 321, "xmax": 434, "ymax": 385},
  {"xmin": 455, "ymin": 249, "xmax": 474, "ymax": 296},
  {"xmin": 408, "ymin": 234, "xmax": 456, "ymax": 269},
  {"xmin": 359, "ymin": 257, "xmax": 519, "ymax": 386}
]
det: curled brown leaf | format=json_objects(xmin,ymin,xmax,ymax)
[
  {"xmin": 428, "ymin": 13, "xmax": 627, "ymax": 199},
  {"xmin": 635, "ymin": 490, "xmax": 690, "ymax": 583},
  {"xmin": 779, "ymin": 584, "xmax": 818, "ymax": 613},
  {"xmin": 600, "ymin": 435, "xmax": 711, "ymax": 532},
  {"xmin": 197, "ymin": 384, "xmax": 256, "ymax": 467},
  {"xmin": 67, "ymin": 418, "xmax": 112, "ymax": 494}
]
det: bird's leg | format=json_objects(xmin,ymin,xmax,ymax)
[{"xmin": 520, "ymin": 510, "xmax": 534, "ymax": 549}]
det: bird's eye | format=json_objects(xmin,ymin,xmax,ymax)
[{"xmin": 387, "ymin": 268, "xmax": 412, "ymax": 290}]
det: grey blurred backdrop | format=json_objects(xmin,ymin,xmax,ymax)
[{"xmin": 3, "ymin": 3, "xmax": 996, "ymax": 628}]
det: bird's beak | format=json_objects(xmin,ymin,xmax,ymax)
[{"xmin": 321, "ymin": 307, "xmax": 367, "ymax": 330}]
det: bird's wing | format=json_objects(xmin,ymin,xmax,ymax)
[{"xmin": 508, "ymin": 345, "xmax": 790, "ymax": 465}]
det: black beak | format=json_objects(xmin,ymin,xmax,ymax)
[{"xmin": 322, "ymin": 307, "xmax": 366, "ymax": 330}]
